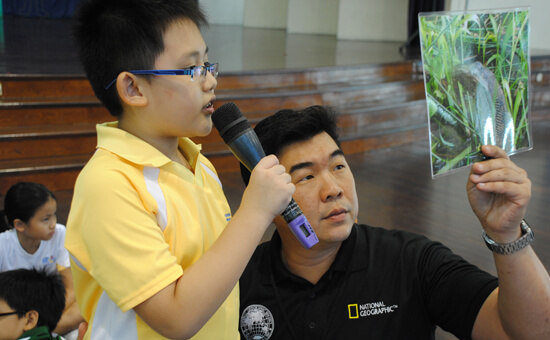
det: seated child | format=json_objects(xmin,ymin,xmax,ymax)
[
  {"xmin": 0, "ymin": 268, "xmax": 66, "ymax": 340},
  {"xmin": 0, "ymin": 182, "xmax": 83, "ymax": 337}
]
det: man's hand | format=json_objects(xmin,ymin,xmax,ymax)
[{"xmin": 467, "ymin": 145, "xmax": 531, "ymax": 243}]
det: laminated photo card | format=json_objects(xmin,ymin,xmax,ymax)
[{"xmin": 418, "ymin": 7, "xmax": 532, "ymax": 178}]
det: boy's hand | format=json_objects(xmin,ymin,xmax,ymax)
[
  {"xmin": 467, "ymin": 145, "xmax": 531, "ymax": 243},
  {"xmin": 241, "ymin": 155, "xmax": 295, "ymax": 226}
]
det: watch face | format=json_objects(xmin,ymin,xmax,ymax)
[{"xmin": 520, "ymin": 220, "xmax": 531, "ymax": 233}]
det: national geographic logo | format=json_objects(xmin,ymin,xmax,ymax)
[{"xmin": 348, "ymin": 301, "xmax": 398, "ymax": 319}]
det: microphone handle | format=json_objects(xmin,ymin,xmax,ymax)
[
  {"xmin": 228, "ymin": 131, "xmax": 319, "ymax": 249},
  {"xmin": 280, "ymin": 198, "xmax": 319, "ymax": 249}
]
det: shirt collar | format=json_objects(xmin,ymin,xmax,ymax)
[
  {"xmin": 96, "ymin": 122, "xmax": 202, "ymax": 169},
  {"xmin": 18, "ymin": 326, "xmax": 54, "ymax": 339},
  {"xmin": 265, "ymin": 224, "xmax": 364, "ymax": 286}
]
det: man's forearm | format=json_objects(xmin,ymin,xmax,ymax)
[{"xmin": 494, "ymin": 246, "xmax": 550, "ymax": 338}]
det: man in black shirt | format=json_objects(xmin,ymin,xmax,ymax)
[{"xmin": 239, "ymin": 106, "xmax": 550, "ymax": 339}]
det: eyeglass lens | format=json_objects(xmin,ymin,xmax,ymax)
[{"xmin": 192, "ymin": 63, "xmax": 218, "ymax": 80}]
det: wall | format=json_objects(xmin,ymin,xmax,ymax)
[
  {"xmin": 201, "ymin": 0, "xmax": 550, "ymax": 50},
  {"xmin": 287, "ymin": 0, "xmax": 339, "ymax": 35},
  {"xmin": 243, "ymin": 0, "xmax": 288, "ymax": 29},
  {"xmin": 200, "ymin": 0, "xmax": 245, "ymax": 25},
  {"xmin": 337, "ymin": 0, "xmax": 408, "ymax": 42}
]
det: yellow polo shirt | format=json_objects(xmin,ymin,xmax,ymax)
[{"xmin": 65, "ymin": 122, "xmax": 238, "ymax": 339}]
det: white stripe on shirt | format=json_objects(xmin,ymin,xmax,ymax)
[{"xmin": 143, "ymin": 166, "xmax": 168, "ymax": 231}]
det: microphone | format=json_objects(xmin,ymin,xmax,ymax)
[{"xmin": 212, "ymin": 102, "xmax": 319, "ymax": 249}]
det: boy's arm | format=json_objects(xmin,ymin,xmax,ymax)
[
  {"xmin": 54, "ymin": 268, "xmax": 84, "ymax": 335},
  {"xmin": 134, "ymin": 155, "xmax": 294, "ymax": 339},
  {"xmin": 468, "ymin": 146, "xmax": 550, "ymax": 339}
]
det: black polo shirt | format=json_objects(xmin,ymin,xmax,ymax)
[{"xmin": 239, "ymin": 224, "xmax": 498, "ymax": 340}]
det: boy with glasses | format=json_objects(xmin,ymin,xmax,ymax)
[
  {"xmin": 65, "ymin": 0, "xmax": 295, "ymax": 338},
  {"xmin": 0, "ymin": 269, "xmax": 66, "ymax": 340}
]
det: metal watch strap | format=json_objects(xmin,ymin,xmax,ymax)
[{"xmin": 483, "ymin": 220, "xmax": 534, "ymax": 255}]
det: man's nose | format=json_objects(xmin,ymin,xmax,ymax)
[{"xmin": 320, "ymin": 175, "xmax": 343, "ymax": 201}]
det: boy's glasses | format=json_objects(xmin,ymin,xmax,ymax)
[
  {"xmin": 0, "ymin": 311, "xmax": 18, "ymax": 317},
  {"xmin": 104, "ymin": 62, "xmax": 219, "ymax": 90}
]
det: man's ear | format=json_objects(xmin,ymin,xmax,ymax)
[
  {"xmin": 13, "ymin": 219, "xmax": 26, "ymax": 232},
  {"xmin": 23, "ymin": 310, "xmax": 39, "ymax": 331},
  {"xmin": 116, "ymin": 72, "xmax": 148, "ymax": 107}
]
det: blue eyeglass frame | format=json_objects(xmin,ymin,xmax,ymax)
[{"xmin": 104, "ymin": 62, "xmax": 219, "ymax": 90}]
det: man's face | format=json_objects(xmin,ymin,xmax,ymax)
[{"xmin": 277, "ymin": 132, "xmax": 359, "ymax": 247}]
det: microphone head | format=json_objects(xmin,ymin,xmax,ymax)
[{"xmin": 212, "ymin": 102, "xmax": 252, "ymax": 145}]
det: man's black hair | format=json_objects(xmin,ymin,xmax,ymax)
[
  {"xmin": 72, "ymin": 0, "xmax": 208, "ymax": 117},
  {"xmin": 0, "ymin": 269, "xmax": 66, "ymax": 331},
  {"xmin": 240, "ymin": 105, "xmax": 341, "ymax": 185}
]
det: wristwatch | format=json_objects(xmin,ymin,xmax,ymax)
[{"xmin": 482, "ymin": 220, "xmax": 534, "ymax": 255}]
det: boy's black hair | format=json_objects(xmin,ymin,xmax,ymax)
[
  {"xmin": 0, "ymin": 268, "xmax": 66, "ymax": 331},
  {"xmin": 240, "ymin": 105, "xmax": 341, "ymax": 185},
  {"xmin": 0, "ymin": 182, "xmax": 56, "ymax": 233},
  {"xmin": 72, "ymin": 0, "xmax": 208, "ymax": 117}
]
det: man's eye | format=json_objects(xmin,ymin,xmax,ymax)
[
  {"xmin": 335, "ymin": 164, "xmax": 345, "ymax": 171},
  {"xmin": 299, "ymin": 175, "xmax": 314, "ymax": 182}
]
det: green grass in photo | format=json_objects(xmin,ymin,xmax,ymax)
[{"xmin": 419, "ymin": 8, "xmax": 531, "ymax": 178}]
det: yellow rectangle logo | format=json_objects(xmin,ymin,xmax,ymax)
[{"xmin": 348, "ymin": 304, "xmax": 359, "ymax": 319}]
